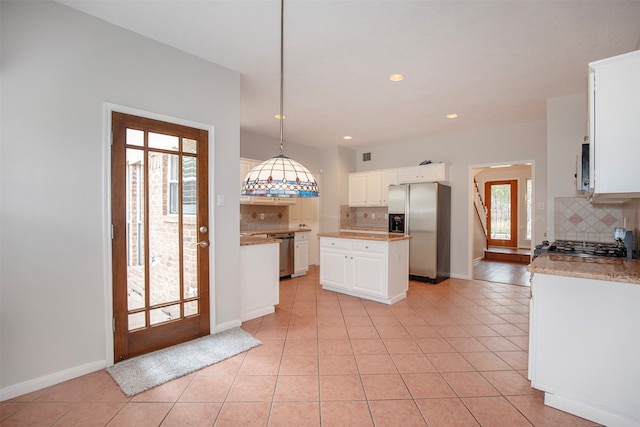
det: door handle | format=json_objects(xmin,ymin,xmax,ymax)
[{"xmin": 195, "ymin": 241, "xmax": 209, "ymax": 248}]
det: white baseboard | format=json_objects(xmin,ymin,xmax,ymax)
[
  {"xmin": 545, "ymin": 392, "xmax": 639, "ymax": 427},
  {"xmin": 213, "ymin": 319, "xmax": 242, "ymax": 333},
  {"xmin": 449, "ymin": 272, "xmax": 471, "ymax": 280},
  {"xmin": 1, "ymin": 360, "xmax": 106, "ymax": 401},
  {"xmin": 240, "ymin": 306, "xmax": 275, "ymax": 322}
]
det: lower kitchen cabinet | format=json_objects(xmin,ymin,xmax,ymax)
[
  {"xmin": 528, "ymin": 272, "xmax": 640, "ymax": 426},
  {"xmin": 293, "ymin": 232, "xmax": 309, "ymax": 277},
  {"xmin": 319, "ymin": 237, "xmax": 409, "ymax": 304}
]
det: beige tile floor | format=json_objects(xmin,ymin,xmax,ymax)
[{"xmin": 1, "ymin": 266, "xmax": 601, "ymax": 426}]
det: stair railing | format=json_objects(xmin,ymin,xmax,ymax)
[{"xmin": 473, "ymin": 179, "xmax": 489, "ymax": 243}]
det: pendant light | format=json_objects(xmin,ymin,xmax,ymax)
[{"xmin": 241, "ymin": 0, "xmax": 319, "ymax": 198}]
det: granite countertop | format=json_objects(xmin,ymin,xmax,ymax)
[
  {"xmin": 527, "ymin": 254, "xmax": 640, "ymax": 285},
  {"xmin": 240, "ymin": 236, "xmax": 282, "ymax": 246},
  {"xmin": 241, "ymin": 227, "xmax": 311, "ymax": 236},
  {"xmin": 340, "ymin": 226, "xmax": 388, "ymax": 233},
  {"xmin": 317, "ymin": 231, "xmax": 411, "ymax": 242}
]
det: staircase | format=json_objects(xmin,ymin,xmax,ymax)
[{"xmin": 484, "ymin": 246, "xmax": 531, "ymax": 264}]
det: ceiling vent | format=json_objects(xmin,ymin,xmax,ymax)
[{"xmin": 362, "ymin": 152, "xmax": 372, "ymax": 162}]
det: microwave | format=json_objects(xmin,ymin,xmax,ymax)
[{"xmin": 577, "ymin": 141, "xmax": 590, "ymax": 192}]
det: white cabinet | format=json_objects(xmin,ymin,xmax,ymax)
[
  {"xmin": 348, "ymin": 173, "xmax": 368, "ymax": 206},
  {"xmin": 240, "ymin": 157, "xmax": 295, "ymax": 205},
  {"xmin": 398, "ymin": 163, "xmax": 448, "ymax": 184},
  {"xmin": 240, "ymin": 241, "xmax": 279, "ymax": 321},
  {"xmin": 289, "ymin": 198, "xmax": 316, "ymax": 225},
  {"xmin": 301, "ymin": 198, "xmax": 316, "ymax": 224},
  {"xmin": 319, "ymin": 239, "xmax": 350, "ymax": 290},
  {"xmin": 365, "ymin": 171, "xmax": 383, "ymax": 206},
  {"xmin": 293, "ymin": 232, "xmax": 309, "ymax": 277},
  {"xmin": 589, "ymin": 50, "xmax": 640, "ymax": 198},
  {"xmin": 319, "ymin": 236, "xmax": 409, "ymax": 304},
  {"xmin": 348, "ymin": 169, "xmax": 398, "ymax": 206},
  {"xmin": 351, "ymin": 241, "xmax": 386, "ymax": 297},
  {"xmin": 381, "ymin": 169, "xmax": 399, "ymax": 205},
  {"xmin": 529, "ymin": 272, "xmax": 640, "ymax": 426}
]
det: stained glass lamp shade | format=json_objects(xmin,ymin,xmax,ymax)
[{"xmin": 241, "ymin": 154, "xmax": 319, "ymax": 198}]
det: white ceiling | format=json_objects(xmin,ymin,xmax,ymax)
[{"xmin": 59, "ymin": 0, "xmax": 640, "ymax": 149}]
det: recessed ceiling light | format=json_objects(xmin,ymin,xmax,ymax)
[
  {"xmin": 490, "ymin": 164, "xmax": 513, "ymax": 168},
  {"xmin": 274, "ymin": 114, "xmax": 285, "ymax": 119},
  {"xmin": 343, "ymin": 136, "xmax": 352, "ymax": 140},
  {"xmin": 389, "ymin": 74, "xmax": 404, "ymax": 82},
  {"xmin": 446, "ymin": 113, "xmax": 458, "ymax": 119}
]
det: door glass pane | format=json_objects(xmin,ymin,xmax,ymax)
[
  {"xmin": 183, "ymin": 156, "xmax": 198, "ymax": 300},
  {"xmin": 149, "ymin": 132, "xmax": 179, "ymax": 151},
  {"xmin": 148, "ymin": 152, "xmax": 180, "ymax": 310},
  {"xmin": 183, "ymin": 156, "xmax": 197, "ymax": 215},
  {"xmin": 126, "ymin": 149, "xmax": 145, "ymax": 314},
  {"xmin": 128, "ymin": 312, "xmax": 145, "ymax": 331},
  {"xmin": 150, "ymin": 304, "xmax": 180, "ymax": 326},
  {"xmin": 126, "ymin": 128, "xmax": 144, "ymax": 146},
  {"xmin": 526, "ymin": 179, "xmax": 532, "ymax": 240},
  {"xmin": 184, "ymin": 301, "xmax": 198, "ymax": 317},
  {"xmin": 183, "ymin": 138, "xmax": 197, "ymax": 154},
  {"xmin": 490, "ymin": 184, "xmax": 511, "ymax": 240}
]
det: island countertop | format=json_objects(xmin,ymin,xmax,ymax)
[
  {"xmin": 241, "ymin": 228, "xmax": 311, "ymax": 236},
  {"xmin": 240, "ymin": 236, "xmax": 282, "ymax": 246},
  {"xmin": 527, "ymin": 253, "xmax": 640, "ymax": 285},
  {"xmin": 317, "ymin": 232, "xmax": 411, "ymax": 242}
]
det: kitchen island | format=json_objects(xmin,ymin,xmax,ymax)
[
  {"xmin": 239, "ymin": 235, "xmax": 281, "ymax": 321},
  {"xmin": 318, "ymin": 232, "xmax": 411, "ymax": 304},
  {"xmin": 527, "ymin": 254, "xmax": 640, "ymax": 427}
]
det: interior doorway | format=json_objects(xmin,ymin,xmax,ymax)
[
  {"xmin": 471, "ymin": 163, "xmax": 533, "ymax": 286},
  {"xmin": 111, "ymin": 112, "xmax": 210, "ymax": 361}
]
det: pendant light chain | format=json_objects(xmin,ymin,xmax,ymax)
[{"xmin": 279, "ymin": 0, "xmax": 285, "ymax": 155}]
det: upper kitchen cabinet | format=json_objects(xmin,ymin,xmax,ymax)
[
  {"xmin": 289, "ymin": 197, "xmax": 316, "ymax": 225},
  {"xmin": 239, "ymin": 157, "xmax": 295, "ymax": 205},
  {"xmin": 398, "ymin": 163, "xmax": 448, "ymax": 184},
  {"xmin": 588, "ymin": 50, "xmax": 640, "ymax": 199},
  {"xmin": 380, "ymin": 170, "xmax": 399, "ymax": 205},
  {"xmin": 348, "ymin": 170, "xmax": 398, "ymax": 207},
  {"xmin": 348, "ymin": 172, "xmax": 368, "ymax": 206}
]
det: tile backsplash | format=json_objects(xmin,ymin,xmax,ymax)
[
  {"xmin": 340, "ymin": 205, "xmax": 388, "ymax": 230},
  {"xmin": 240, "ymin": 205, "xmax": 288, "ymax": 231},
  {"xmin": 554, "ymin": 197, "xmax": 623, "ymax": 242}
]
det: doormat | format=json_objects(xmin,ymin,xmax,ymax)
[{"xmin": 107, "ymin": 327, "xmax": 262, "ymax": 396}]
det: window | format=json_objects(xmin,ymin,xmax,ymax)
[{"xmin": 168, "ymin": 155, "xmax": 196, "ymax": 215}]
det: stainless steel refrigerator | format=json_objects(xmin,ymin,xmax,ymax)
[{"xmin": 388, "ymin": 183, "xmax": 451, "ymax": 283}]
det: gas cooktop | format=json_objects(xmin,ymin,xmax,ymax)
[{"xmin": 534, "ymin": 239, "xmax": 627, "ymax": 259}]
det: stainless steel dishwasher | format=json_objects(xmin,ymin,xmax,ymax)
[{"xmin": 267, "ymin": 233, "xmax": 294, "ymax": 278}]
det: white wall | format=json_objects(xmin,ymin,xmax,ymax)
[
  {"xmin": 355, "ymin": 121, "xmax": 547, "ymax": 279},
  {"xmin": 319, "ymin": 146, "xmax": 357, "ymax": 233},
  {"xmin": 0, "ymin": 0, "xmax": 240, "ymax": 398},
  {"xmin": 240, "ymin": 130, "xmax": 322, "ymax": 176},
  {"xmin": 546, "ymin": 94, "xmax": 588, "ymax": 241}
]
